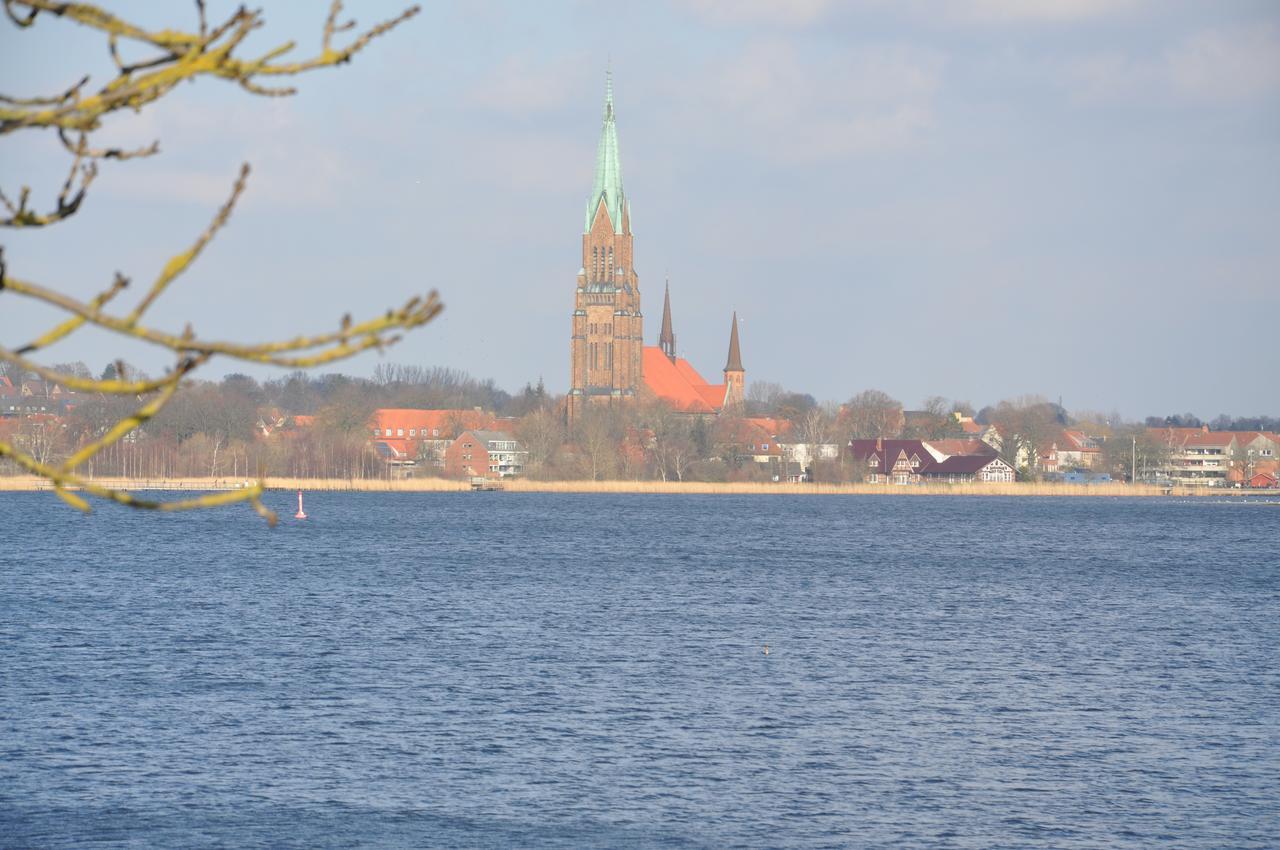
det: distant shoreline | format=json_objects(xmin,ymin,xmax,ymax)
[{"xmin": 3, "ymin": 475, "xmax": 1273, "ymax": 497}]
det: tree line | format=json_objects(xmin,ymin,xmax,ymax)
[{"xmin": 1, "ymin": 360, "xmax": 1271, "ymax": 482}]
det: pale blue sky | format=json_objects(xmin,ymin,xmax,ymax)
[{"xmin": 3, "ymin": 1, "xmax": 1278, "ymax": 418}]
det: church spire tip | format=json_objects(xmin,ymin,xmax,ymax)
[
  {"xmin": 724, "ymin": 311, "xmax": 744, "ymax": 373},
  {"xmin": 659, "ymin": 280, "xmax": 676, "ymax": 362}
]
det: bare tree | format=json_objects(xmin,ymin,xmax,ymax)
[
  {"xmin": 841, "ymin": 389, "xmax": 904, "ymax": 440},
  {"xmin": 0, "ymin": 2, "xmax": 430, "ymax": 523},
  {"xmin": 746, "ymin": 380, "xmax": 785, "ymax": 415},
  {"xmin": 796, "ymin": 403, "xmax": 835, "ymax": 480},
  {"xmin": 573, "ymin": 407, "xmax": 621, "ymax": 481},
  {"xmin": 638, "ymin": 401, "xmax": 696, "ymax": 482},
  {"xmin": 515, "ymin": 408, "xmax": 564, "ymax": 476},
  {"xmin": 990, "ymin": 397, "xmax": 1062, "ymax": 478},
  {"xmin": 14, "ymin": 416, "xmax": 67, "ymax": 467}
]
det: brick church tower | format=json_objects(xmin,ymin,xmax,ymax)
[{"xmin": 567, "ymin": 72, "xmax": 643, "ymax": 424}]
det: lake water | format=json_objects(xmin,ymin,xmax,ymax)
[{"xmin": 2, "ymin": 492, "xmax": 1277, "ymax": 848}]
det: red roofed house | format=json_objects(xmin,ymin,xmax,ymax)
[
  {"xmin": 1149, "ymin": 426, "xmax": 1236, "ymax": 486},
  {"xmin": 371, "ymin": 408, "xmax": 503, "ymax": 474},
  {"xmin": 1225, "ymin": 432, "xmax": 1280, "ymax": 485},
  {"xmin": 1056, "ymin": 429, "xmax": 1101, "ymax": 470},
  {"xmin": 1246, "ymin": 469, "xmax": 1278, "ymax": 488},
  {"xmin": 716, "ymin": 417, "xmax": 784, "ymax": 472}
]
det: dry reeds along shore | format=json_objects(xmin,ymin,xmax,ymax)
[{"xmin": 0, "ymin": 475, "xmax": 1201, "ymax": 496}]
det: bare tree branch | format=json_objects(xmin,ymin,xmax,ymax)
[{"xmin": 1, "ymin": 2, "xmax": 428, "ymax": 521}]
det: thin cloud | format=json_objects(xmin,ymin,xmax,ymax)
[
  {"xmin": 674, "ymin": 40, "xmax": 945, "ymax": 161},
  {"xmin": 674, "ymin": 0, "xmax": 1144, "ymax": 27},
  {"xmin": 467, "ymin": 54, "xmax": 591, "ymax": 116},
  {"xmin": 1066, "ymin": 24, "xmax": 1280, "ymax": 105},
  {"xmin": 1167, "ymin": 25, "xmax": 1280, "ymax": 102},
  {"xmin": 673, "ymin": 0, "xmax": 836, "ymax": 27},
  {"xmin": 91, "ymin": 99, "xmax": 359, "ymax": 209},
  {"xmin": 952, "ymin": 0, "xmax": 1145, "ymax": 23}
]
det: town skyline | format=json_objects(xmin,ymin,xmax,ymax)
[{"xmin": 2, "ymin": 0, "xmax": 1277, "ymax": 418}]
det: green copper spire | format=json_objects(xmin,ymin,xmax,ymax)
[{"xmin": 585, "ymin": 68, "xmax": 627, "ymax": 234}]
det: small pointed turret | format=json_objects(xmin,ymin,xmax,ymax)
[
  {"xmin": 659, "ymin": 280, "xmax": 676, "ymax": 362},
  {"xmin": 723, "ymin": 312, "xmax": 745, "ymax": 409},
  {"xmin": 724, "ymin": 312, "xmax": 744, "ymax": 373}
]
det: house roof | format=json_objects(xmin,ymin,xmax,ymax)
[
  {"xmin": 372, "ymin": 408, "xmax": 497, "ymax": 438},
  {"xmin": 464, "ymin": 429, "xmax": 521, "ymax": 447},
  {"xmin": 1181, "ymin": 431, "xmax": 1236, "ymax": 448},
  {"xmin": 850, "ymin": 438, "xmax": 1011, "ymax": 477},
  {"xmin": 642, "ymin": 346, "xmax": 721, "ymax": 413},
  {"xmin": 1148, "ymin": 425, "xmax": 1210, "ymax": 445},
  {"xmin": 717, "ymin": 417, "xmax": 781, "ymax": 453},
  {"xmin": 849, "ymin": 439, "xmax": 930, "ymax": 474},
  {"xmin": 745, "ymin": 417, "xmax": 794, "ymax": 438},
  {"xmin": 933, "ymin": 454, "xmax": 1013, "ymax": 475},
  {"xmin": 926, "ymin": 438, "xmax": 996, "ymax": 457}
]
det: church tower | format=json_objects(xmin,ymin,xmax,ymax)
[
  {"xmin": 567, "ymin": 71, "xmax": 643, "ymax": 424},
  {"xmin": 723, "ymin": 312, "xmax": 745, "ymax": 409}
]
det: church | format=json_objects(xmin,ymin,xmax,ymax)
[{"xmin": 567, "ymin": 73, "xmax": 744, "ymax": 422}]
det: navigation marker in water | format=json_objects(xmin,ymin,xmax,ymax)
[{"xmin": 295, "ymin": 489, "xmax": 307, "ymax": 520}]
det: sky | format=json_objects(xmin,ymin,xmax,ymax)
[{"xmin": 2, "ymin": 0, "xmax": 1278, "ymax": 419}]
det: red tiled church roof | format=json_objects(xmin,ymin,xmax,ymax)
[{"xmin": 641, "ymin": 347, "xmax": 726, "ymax": 414}]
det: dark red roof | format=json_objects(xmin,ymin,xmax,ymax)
[{"xmin": 850, "ymin": 438, "xmax": 1010, "ymax": 477}]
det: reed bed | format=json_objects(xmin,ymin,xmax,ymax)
[
  {"xmin": 499, "ymin": 479, "xmax": 1171, "ymax": 497},
  {"xmin": 0, "ymin": 474, "xmax": 1196, "ymax": 497}
]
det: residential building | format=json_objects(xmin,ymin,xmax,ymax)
[
  {"xmin": 443, "ymin": 430, "xmax": 528, "ymax": 480},
  {"xmin": 1247, "ymin": 470, "xmax": 1278, "ymax": 489},
  {"xmin": 849, "ymin": 438, "xmax": 1015, "ymax": 484},
  {"xmin": 1148, "ymin": 426, "xmax": 1236, "ymax": 486},
  {"xmin": 716, "ymin": 417, "xmax": 783, "ymax": 470},
  {"xmin": 1056, "ymin": 429, "xmax": 1102, "ymax": 470},
  {"xmin": 370, "ymin": 408, "xmax": 502, "ymax": 472}
]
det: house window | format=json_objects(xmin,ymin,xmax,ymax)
[
  {"xmin": 385, "ymin": 428, "xmax": 392, "ymax": 437},
  {"xmin": 397, "ymin": 428, "xmax": 404, "ymax": 437},
  {"xmin": 432, "ymin": 429, "xmax": 439, "ymax": 437},
  {"xmin": 762, "ymin": 443, "xmax": 769, "ymax": 451},
  {"xmin": 409, "ymin": 429, "xmax": 415, "ymax": 437}
]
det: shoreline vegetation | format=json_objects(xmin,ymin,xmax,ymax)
[{"xmin": 0, "ymin": 475, "xmax": 1272, "ymax": 498}]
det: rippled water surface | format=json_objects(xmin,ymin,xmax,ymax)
[{"xmin": 3, "ymin": 492, "xmax": 1278, "ymax": 848}]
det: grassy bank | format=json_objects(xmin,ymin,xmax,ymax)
[{"xmin": 0, "ymin": 474, "xmax": 1228, "ymax": 497}]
